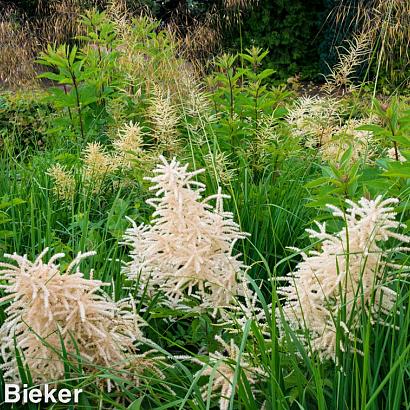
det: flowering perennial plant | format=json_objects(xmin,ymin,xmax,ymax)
[
  {"xmin": 83, "ymin": 142, "xmax": 119, "ymax": 190},
  {"xmin": 286, "ymin": 97, "xmax": 378, "ymax": 164},
  {"xmin": 194, "ymin": 336, "xmax": 267, "ymax": 410},
  {"xmin": 47, "ymin": 163, "xmax": 76, "ymax": 201},
  {"xmin": 0, "ymin": 249, "xmax": 145, "ymax": 385},
  {"xmin": 277, "ymin": 196, "xmax": 410, "ymax": 360},
  {"xmin": 286, "ymin": 96, "xmax": 340, "ymax": 147},
  {"xmin": 123, "ymin": 156, "xmax": 249, "ymax": 310},
  {"xmin": 320, "ymin": 117, "xmax": 376, "ymax": 163},
  {"xmin": 148, "ymin": 86, "xmax": 180, "ymax": 154},
  {"xmin": 114, "ymin": 121, "xmax": 145, "ymax": 169}
]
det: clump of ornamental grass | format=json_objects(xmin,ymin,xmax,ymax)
[
  {"xmin": 39, "ymin": 0, "xmax": 83, "ymax": 45},
  {"xmin": 192, "ymin": 336, "xmax": 267, "ymax": 410},
  {"xmin": 329, "ymin": 0, "xmax": 410, "ymax": 86},
  {"xmin": 122, "ymin": 156, "xmax": 249, "ymax": 312},
  {"xmin": 0, "ymin": 249, "xmax": 156, "ymax": 389},
  {"xmin": 0, "ymin": 10, "xmax": 38, "ymax": 88},
  {"xmin": 169, "ymin": 0, "xmax": 254, "ymax": 62},
  {"xmin": 277, "ymin": 196, "xmax": 410, "ymax": 361}
]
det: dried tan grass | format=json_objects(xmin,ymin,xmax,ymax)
[
  {"xmin": 0, "ymin": 7, "xmax": 38, "ymax": 88},
  {"xmin": 168, "ymin": 0, "xmax": 256, "ymax": 65},
  {"xmin": 172, "ymin": 12, "xmax": 222, "ymax": 62},
  {"xmin": 39, "ymin": 0, "xmax": 84, "ymax": 45},
  {"xmin": 328, "ymin": 0, "xmax": 410, "ymax": 86},
  {"xmin": 0, "ymin": 1, "xmax": 86, "ymax": 89}
]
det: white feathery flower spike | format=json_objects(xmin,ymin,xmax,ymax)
[
  {"xmin": 286, "ymin": 96, "xmax": 340, "ymax": 147},
  {"xmin": 0, "ymin": 249, "xmax": 145, "ymax": 385},
  {"xmin": 122, "ymin": 156, "xmax": 249, "ymax": 312},
  {"xmin": 277, "ymin": 196, "xmax": 410, "ymax": 361},
  {"xmin": 194, "ymin": 336, "xmax": 267, "ymax": 410},
  {"xmin": 114, "ymin": 121, "xmax": 145, "ymax": 169}
]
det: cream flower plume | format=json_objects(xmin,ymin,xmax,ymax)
[
  {"xmin": 194, "ymin": 336, "xmax": 267, "ymax": 410},
  {"xmin": 123, "ymin": 156, "xmax": 248, "ymax": 311},
  {"xmin": 277, "ymin": 196, "xmax": 410, "ymax": 360},
  {"xmin": 0, "ymin": 249, "xmax": 143, "ymax": 384}
]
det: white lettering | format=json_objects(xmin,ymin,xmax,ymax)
[
  {"xmin": 44, "ymin": 384, "xmax": 57, "ymax": 403},
  {"xmin": 4, "ymin": 384, "xmax": 82, "ymax": 404},
  {"xmin": 5, "ymin": 384, "xmax": 20, "ymax": 403},
  {"xmin": 58, "ymin": 389, "xmax": 71, "ymax": 403},
  {"xmin": 28, "ymin": 389, "xmax": 42, "ymax": 403},
  {"xmin": 22, "ymin": 384, "xmax": 28, "ymax": 404},
  {"xmin": 73, "ymin": 388, "xmax": 83, "ymax": 403}
]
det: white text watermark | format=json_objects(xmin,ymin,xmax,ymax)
[{"xmin": 4, "ymin": 384, "xmax": 83, "ymax": 404}]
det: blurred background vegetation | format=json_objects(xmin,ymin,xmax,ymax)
[{"xmin": 2, "ymin": 0, "xmax": 408, "ymax": 89}]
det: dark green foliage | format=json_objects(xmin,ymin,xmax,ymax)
[
  {"xmin": 0, "ymin": 92, "xmax": 52, "ymax": 154},
  {"xmin": 224, "ymin": 0, "xmax": 325, "ymax": 80},
  {"xmin": 1, "ymin": 9, "xmax": 409, "ymax": 409}
]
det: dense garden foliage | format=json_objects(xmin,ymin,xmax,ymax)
[{"xmin": 0, "ymin": 2, "xmax": 409, "ymax": 409}]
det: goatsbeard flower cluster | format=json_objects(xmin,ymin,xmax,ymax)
[
  {"xmin": 320, "ymin": 118, "xmax": 375, "ymax": 163},
  {"xmin": 47, "ymin": 163, "xmax": 76, "ymax": 201},
  {"xmin": 148, "ymin": 85, "xmax": 180, "ymax": 154},
  {"xmin": 114, "ymin": 121, "xmax": 145, "ymax": 169},
  {"xmin": 122, "ymin": 156, "xmax": 249, "ymax": 311},
  {"xmin": 286, "ymin": 97, "xmax": 378, "ymax": 164},
  {"xmin": 286, "ymin": 96, "xmax": 341, "ymax": 147},
  {"xmin": 0, "ymin": 249, "xmax": 148, "ymax": 387},
  {"xmin": 193, "ymin": 336, "xmax": 267, "ymax": 410},
  {"xmin": 277, "ymin": 196, "xmax": 409, "ymax": 361},
  {"xmin": 83, "ymin": 142, "xmax": 119, "ymax": 191}
]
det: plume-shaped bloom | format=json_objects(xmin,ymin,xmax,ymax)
[
  {"xmin": 0, "ymin": 249, "xmax": 144, "ymax": 385},
  {"xmin": 194, "ymin": 336, "xmax": 266, "ymax": 410},
  {"xmin": 323, "ymin": 31, "xmax": 371, "ymax": 93},
  {"xmin": 286, "ymin": 96, "xmax": 340, "ymax": 147},
  {"xmin": 148, "ymin": 86, "xmax": 180, "ymax": 154},
  {"xmin": 320, "ymin": 117, "xmax": 376, "ymax": 163},
  {"xmin": 277, "ymin": 196, "xmax": 410, "ymax": 361},
  {"xmin": 47, "ymin": 163, "xmax": 76, "ymax": 201},
  {"xmin": 83, "ymin": 142, "xmax": 119, "ymax": 191},
  {"xmin": 114, "ymin": 121, "xmax": 145, "ymax": 169},
  {"xmin": 123, "ymin": 156, "xmax": 248, "ymax": 310}
]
